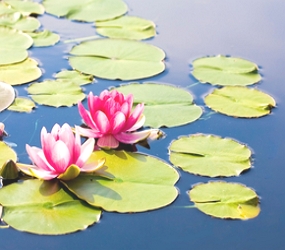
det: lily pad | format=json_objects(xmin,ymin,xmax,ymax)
[
  {"xmin": 8, "ymin": 97, "xmax": 35, "ymax": 112},
  {"xmin": 204, "ymin": 86, "xmax": 276, "ymax": 118},
  {"xmin": 55, "ymin": 70, "xmax": 94, "ymax": 85},
  {"xmin": 69, "ymin": 39, "xmax": 165, "ymax": 80},
  {"xmin": 63, "ymin": 150, "xmax": 179, "ymax": 213},
  {"xmin": 3, "ymin": 0, "xmax": 45, "ymax": 16},
  {"xmin": 0, "ymin": 81, "xmax": 15, "ymax": 112},
  {"xmin": 27, "ymin": 30, "xmax": 60, "ymax": 47},
  {"xmin": 43, "ymin": 0, "xmax": 128, "ymax": 22},
  {"xmin": 0, "ymin": 141, "xmax": 17, "ymax": 169},
  {"xmin": 96, "ymin": 16, "xmax": 156, "ymax": 40},
  {"xmin": 192, "ymin": 55, "xmax": 261, "ymax": 86},
  {"xmin": 169, "ymin": 134, "xmax": 251, "ymax": 177},
  {"xmin": 27, "ymin": 80, "xmax": 85, "ymax": 107},
  {"xmin": 0, "ymin": 58, "xmax": 42, "ymax": 85},
  {"xmin": 189, "ymin": 181, "xmax": 260, "ymax": 220},
  {"xmin": 114, "ymin": 83, "xmax": 202, "ymax": 128},
  {"xmin": 0, "ymin": 179, "xmax": 101, "ymax": 235}
]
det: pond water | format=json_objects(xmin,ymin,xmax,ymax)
[{"xmin": 1, "ymin": 0, "xmax": 285, "ymax": 249}]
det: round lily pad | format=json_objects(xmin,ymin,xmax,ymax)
[
  {"xmin": 0, "ymin": 141, "xmax": 17, "ymax": 168},
  {"xmin": 0, "ymin": 81, "xmax": 15, "ymax": 112},
  {"xmin": 63, "ymin": 150, "xmax": 179, "ymax": 213},
  {"xmin": 8, "ymin": 97, "xmax": 35, "ymax": 112},
  {"xmin": 169, "ymin": 134, "xmax": 252, "ymax": 177},
  {"xmin": 27, "ymin": 30, "xmax": 60, "ymax": 47},
  {"xmin": 192, "ymin": 55, "xmax": 261, "ymax": 86},
  {"xmin": 55, "ymin": 70, "xmax": 94, "ymax": 85},
  {"xmin": 204, "ymin": 86, "xmax": 276, "ymax": 118},
  {"xmin": 0, "ymin": 14, "xmax": 40, "ymax": 32},
  {"xmin": 43, "ymin": 0, "xmax": 127, "ymax": 22},
  {"xmin": 69, "ymin": 39, "xmax": 165, "ymax": 80},
  {"xmin": 189, "ymin": 181, "xmax": 260, "ymax": 220},
  {"xmin": 114, "ymin": 83, "xmax": 202, "ymax": 128},
  {"xmin": 96, "ymin": 16, "xmax": 156, "ymax": 40},
  {"xmin": 3, "ymin": 0, "xmax": 45, "ymax": 15},
  {"xmin": 0, "ymin": 179, "xmax": 101, "ymax": 235}
]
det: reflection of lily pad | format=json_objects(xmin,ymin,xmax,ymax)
[
  {"xmin": 0, "ymin": 58, "xmax": 42, "ymax": 85},
  {"xmin": 28, "ymin": 80, "xmax": 85, "ymax": 107},
  {"xmin": 8, "ymin": 97, "xmax": 35, "ymax": 113},
  {"xmin": 55, "ymin": 70, "xmax": 94, "ymax": 85},
  {"xmin": 27, "ymin": 30, "xmax": 60, "ymax": 47},
  {"xmin": 63, "ymin": 150, "xmax": 179, "ymax": 213},
  {"xmin": 69, "ymin": 39, "xmax": 165, "ymax": 80},
  {"xmin": 0, "ymin": 81, "xmax": 15, "ymax": 112},
  {"xmin": 169, "ymin": 134, "xmax": 251, "ymax": 177},
  {"xmin": 96, "ymin": 16, "xmax": 156, "ymax": 40},
  {"xmin": 189, "ymin": 181, "xmax": 260, "ymax": 220},
  {"xmin": 43, "ymin": 0, "xmax": 127, "ymax": 22},
  {"xmin": 115, "ymin": 83, "xmax": 202, "ymax": 128},
  {"xmin": 192, "ymin": 55, "xmax": 261, "ymax": 86},
  {"xmin": 204, "ymin": 86, "xmax": 276, "ymax": 118},
  {"xmin": 0, "ymin": 179, "xmax": 101, "ymax": 235},
  {"xmin": 0, "ymin": 141, "xmax": 17, "ymax": 168}
]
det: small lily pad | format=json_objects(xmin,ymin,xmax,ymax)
[
  {"xmin": 189, "ymin": 181, "xmax": 260, "ymax": 220},
  {"xmin": 8, "ymin": 97, "xmax": 35, "ymax": 112},
  {"xmin": 69, "ymin": 39, "xmax": 165, "ymax": 80},
  {"xmin": 3, "ymin": 0, "xmax": 45, "ymax": 16},
  {"xmin": 0, "ymin": 81, "xmax": 15, "ymax": 112},
  {"xmin": 114, "ymin": 83, "xmax": 202, "ymax": 128},
  {"xmin": 55, "ymin": 70, "xmax": 94, "ymax": 85},
  {"xmin": 192, "ymin": 55, "xmax": 261, "ymax": 86},
  {"xmin": 96, "ymin": 16, "xmax": 156, "ymax": 40},
  {"xmin": 0, "ymin": 141, "xmax": 17, "ymax": 168},
  {"xmin": 27, "ymin": 30, "xmax": 60, "ymax": 47},
  {"xmin": 169, "ymin": 134, "xmax": 252, "ymax": 177},
  {"xmin": 0, "ymin": 179, "xmax": 101, "ymax": 235},
  {"xmin": 63, "ymin": 150, "xmax": 179, "ymax": 213},
  {"xmin": 27, "ymin": 80, "xmax": 85, "ymax": 107},
  {"xmin": 204, "ymin": 86, "xmax": 276, "ymax": 118}
]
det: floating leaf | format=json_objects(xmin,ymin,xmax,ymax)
[
  {"xmin": 55, "ymin": 70, "xmax": 94, "ymax": 85},
  {"xmin": 63, "ymin": 150, "xmax": 179, "ymax": 213},
  {"xmin": 96, "ymin": 16, "xmax": 156, "ymax": 40},
  {"xmin": 114, "ymin": 83, "xmax": 202, "ymax": 128},
  {"xmin": 3, "ymin": 0, "xmax": 45, "ymax": 16},
  {"xmin": 204, "ymin": 86, "xmax": 276, "ymax": 118},
  {"xmin": 169, "ymin": 134, "xmax": 251, "ymax": 177},
  {"xmin": 189, "ymin": 181, "xmax": 260, "ymax": 220},
  {"xmin": 0, "ymin": 81, "xmax": 15, "ymax": 112},
  {"xmin": 0, "ymin": 48, "xmax": 28, "ymax": 66},
  {"xmin": 0, "ymin": 179, "xmax": 101, "ymax": 235},
  {"xmin": 27, "ymin": 80, "xmax": 85, "ymax": 107},
  {"xmin": 69, "ymin": 39, "xmax": 165, "ymax": 80},
  {"xmin": 27, "ymin": 30, "xmax": 60, "ymax": 47},
  {"xmin": 43, "ymin": 0, "xmax": 127, "ymax": 22},
  {"xmin": 8, "ymin": 97, "xmax": 35, "ymax": 112},
  {"xmin": 0, "ymin": 58, "xmax": 42, "ymax": 85},
  {"xmin": 192, "ymin": 55, "xmax": 261, "ymax": 86},
  {"xmin": 0, "ymin": 141, "xmax": 17, "ymax": 169}
]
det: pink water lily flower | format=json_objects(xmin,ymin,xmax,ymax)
[
  {"xmin": 77, "ymin": 90, "xmax": 154, "ymax": 149},
  {"xmin": 18, "ymin": 123, "xmax": 104, "ymax": 181}
]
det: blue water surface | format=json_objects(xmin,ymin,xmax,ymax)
[{"xmin": 1, "ymin": 0, "xmax": 285, "ymax": 249}]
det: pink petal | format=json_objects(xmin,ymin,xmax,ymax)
[
  {"xmin": 110, "ymin": 111, "xmax": 126, "ymax": 134},
  {"xmin": 75, "ymin": 126, "xmax": 102, "ymax": 138},
  {"xmin": 127, "ymin": 114, "xmax": 146, "ymax": 132},
  {"xmin": 123, "ymin": 103, "xmax": 144, "ymax": 131},
  {"xmin": 59, "ymin": 123, "xmax": 75, "ymax": 157},
  {"xmin": 76, "ymin": 138, "xmax": 95, "ymax": 167},
  {"xmin": 97, "ymin": 134, "xmax": 119, "ymax": 148},
  {"xmin": 51, "ymin": 123, "xmax": 60, "ymax": 139},
  {"xmin": 94, "ymin": 110, "xmax": 110, "ymax": 134},
  {"xmin": 114, "ymin": 130, "xmax": 151, "ymax": 144},
  {"xmin": 78, "ymin": 101, "xmax": 99, "ymax": 131}
]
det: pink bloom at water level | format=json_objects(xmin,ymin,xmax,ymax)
[
  {"xmin": 77, "ymin": 90, "xmax": 156, "ymax": 149},
  {"xmin": 19, "ymin": 123, "xmax": 104, "ymax": 180}
]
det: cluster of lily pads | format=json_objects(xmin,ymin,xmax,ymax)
[{"xmin": 0, "ymin": 0, "xmax": 276, "ymax": 235}]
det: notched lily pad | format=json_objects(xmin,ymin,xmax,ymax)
[
  {"xmin": 204, "ymin": 86, "xmax": 276, "ymax": 118},
  {"xmin": 8, "ymin": 97, "xmax": 36, "ymax": 113},
  {"xmin": 169, "ymin": 134, "xmax": 252, "ymax": 177},
  {"xmin": 3, "ymin": 0, "xmax": 45, "ymax": 16},
  {"xmin": 189, "ymin": 181, "xmax": 260, "ymax": 220},
  {"xmin": 114, "ymin": 82, "xmax": 202, "ymax": 128},
  {"xmin": 192, "ymin": 55, "xmax": 261, "ymax": 86},
  {"xmin": 55, "ymin": 70, "xmax": 94, "ymax": 85},
  {"xmin": 63, "ymin": 150, "xmax": 179, "ymax": 213},
  {"xmin": 27, "ymin": 30, "xmax": 60, "ymax": 47},
  {"xmin": 69, "ymin": 39, "xmax": 165, "ymax": 80},
  {"xmin": 27, "ymin": 80, "xmax": 85, "ymax": 107}
]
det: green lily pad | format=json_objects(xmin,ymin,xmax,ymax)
[
  {"xmin": 27, "ymin": 30, "xmax": 60, "ymax": 47},
  {"xmin": 0, "ymin": 27, "xmax": 33, "ymax": 49},
  {"xmin": 0, "ymin": 81, "xmax": 15, "ymax": 112},
  {"xmin": 63, "ymin": 150, "xmax": 179, "ymax": 213},
  {"xmin": 96, "ymin": 16, "xmax": 156, "ymax": 40},
  {"xmin": 8, "ymin": 97, "xmax": 35, "ymax": 112},
  {"xmin": 0, "ymin": 58, "xmax": 42, "ymax": 85},
  {"xmin": 69, "ymin": 39, "xmax": 165, "ymax": 80},
  {"xmin": 0, "ymin": 141, "xmax": 17, "ymax": 168},
  {"xmin": 192, "ymin": 55, "xmax": 261, "ymax": 86},
  {"xmin": 3, "ymin": 0, "xmax": 45, "ymax": 16},
  {"xmin": 27, "ymin": 80, "xmax": 85, "ymax": 107},
  {"xmin": 55, "ymin": 70, "xmax": 94, "ymax": 85},
  {"xmin": 189, "ymin": 181, "xmax": 260, "ymax": 220},
  {"xmin": 169, "ymin": 134, "xmax": 251, "ymax": 177},
  {"xmin": 114, "ymin": 83, "xmax": 202, "ymax": 128},
  {"xmin": 0, "ymin": 179, "xmax": 101, "ymax": 235},
  {"xmin": 204, "ymin": 86, "xmax": 276, "ymax": 118},
  {"xmin": 43, "ymin": 0, "xmax": 127, "ymax": 22}
]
